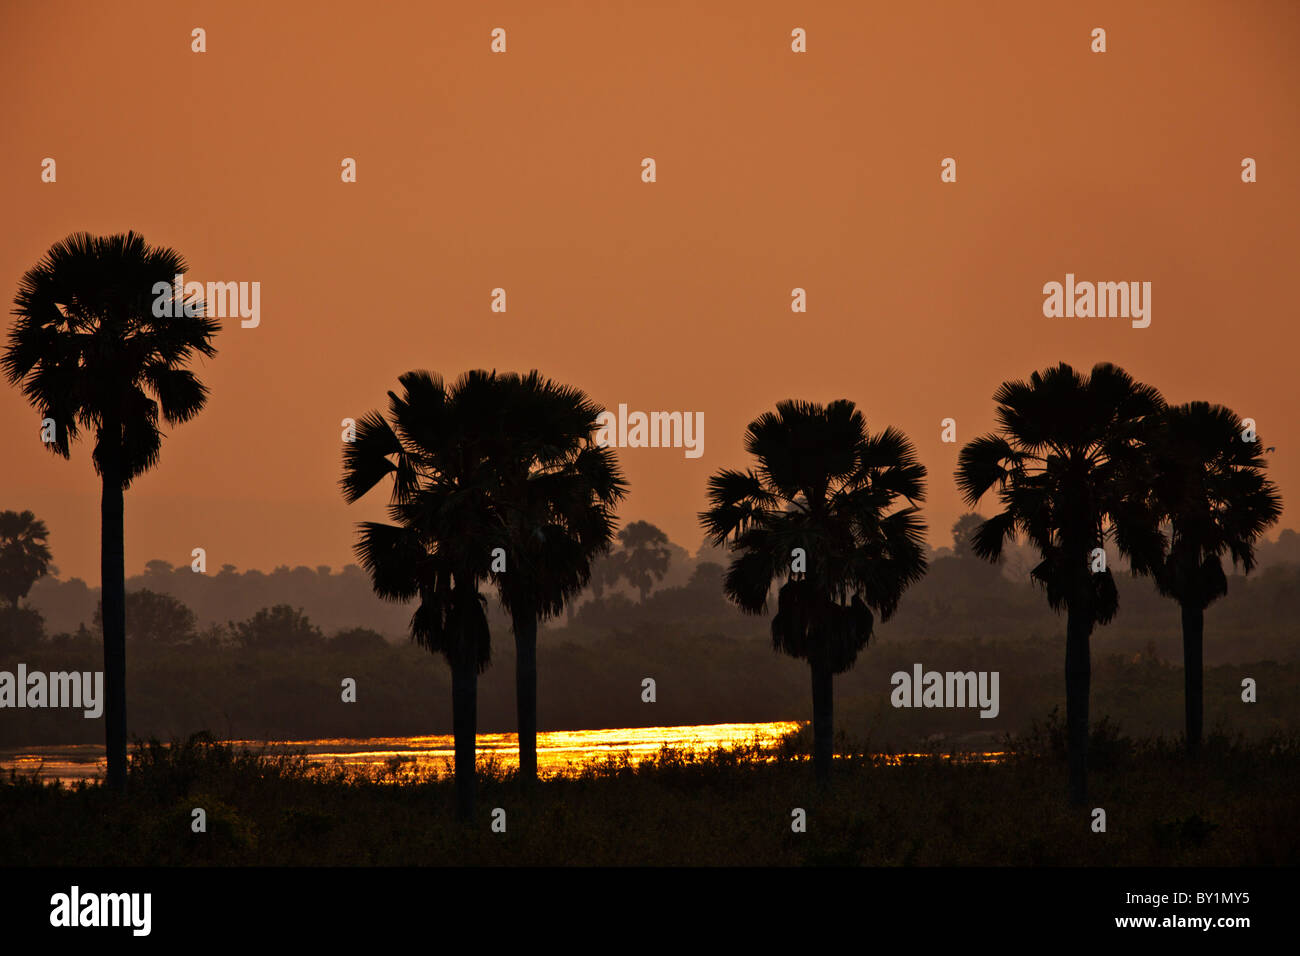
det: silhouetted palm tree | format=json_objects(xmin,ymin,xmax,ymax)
[
  {"xmin": 341, "ymin": 370, "xmax": 495, "ymax": 821},
  {"xmin": 472, "ymin": 371, "xmax": 626, "ymax": 782},
  {"xmin": 3, "ymin": 232, "xmax": 218, "ymax": 792},
  {"xmin": 0, "ymin": 510, "xmax": 54, "ymax": 607},
  {"xmin": 613, "ymin": 521, "xmax": 672, "ymax": 601},
  {"xmin": 955, "ymin": 362, "xmax": 1163, "ymax": 805},
  {"xmin": 1134, "ymin": 402, "xmax": 1281, "ymax": 757},
  {"xmin": 700, "ymin": 399, "xmax": 928, "ymax": 782}
]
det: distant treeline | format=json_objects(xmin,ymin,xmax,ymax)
[
  {"xmin": 2, "ymin": 534, "xmax": 1297, "ymax": 747},
  {"xmin": 19, "ymin": 525, "xmax": 1300, "ymax": 643}
]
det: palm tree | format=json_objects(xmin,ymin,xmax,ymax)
[
  {"xmin": 0, "ymin": 510, "xmax": 54, "ymax": 607},
  {"xmin": 700, "ymin": 399, "xmax": 928, "ymax": 782},
  {"xmin": 341, "ymin": 370, "xmax": 499, "ymax": 820},
  {"xmin": 471, "ymin": 371, "xmax": 626, "ymax": 783},
  {"xmin": 4, "ymin": 232, "xmax": 218, "ymax": 792},
  {"xmin": 1136, "ymin": 402, "xmax": 1281, "ymax": 757},
  {"xmin": 612, "ymin": 521, "xmax": 672, "ymax": 601},
  {"xmin": 955, "ymin": 362, "xmax": 1163, "ymax": 805}
]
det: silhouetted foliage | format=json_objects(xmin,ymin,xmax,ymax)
[
  {"xmin": 0, "ymin": 510, "xmax": 53, "ymax": 608},
  {"xmin": 342, "ymin": 369, "xmax": 502, "ymax": 820},
  {"xmin": 94, "ymin": 589, "xmax": 198, "ymax": 645},
  {"xmin": 471, "ymin": 371, "xmax": 627, "ymax": 781},
  {"xmin": 949, "ymin": 513, "xmax": 986, "ymax": 559},
  {"xmin": 329, "ymin": 627, "xmax": 389, "ymax": 653},
  {"xmin": 1129, "ymin": 401, "xmax": 1283, "ymax": 757},
  {"xmin": 0, "ymin": 604, "xmax": 45, "ymax": 654},
  {"xmin": 701, "ymin": 399, "xmax": 928, "ymax": 781},
  {"xmin": 608, "ymin": 521, "xmax": 672, "ymax": 601},
  {"xmin": 232, "ymin": 605, "xmax": 323, "ymax": 650},
  {"xmin": 7, "ymin": 728, "xmax": 1300, "ymax": 865},
  {"xmin": 956, "ymin": 362, "xmax": 1163, "ymax": 805},
  {"xmin": 3, "ymin": 232, "xmax": 219, "ymax": 791}
]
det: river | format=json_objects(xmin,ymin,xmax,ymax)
[
  {"xmin": 1, "ymin": 721, "xmax": 803, "ymax": 784},
  {"xmin": 1, "ymin": 720, "xmax": 1006, "ymax": 784}
]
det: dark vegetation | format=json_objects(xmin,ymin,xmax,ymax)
[
  {"xmin": 3, "ymin": 728, "xmax": 1296, "ymax": 865},
  {"xmin": 0, "ymin": 228, "xmax": 1292, "ymax": 831},
  {"xmin": 3, "ymin": 536, "xmax": 1298, "ymax": 749},
  {"xmin": 698, "ymin": 399, "xmax": 929, "ymax": 782},
  {"xmin": 4, "ymin": 233, "xmax": 220, "ymax": 791},
  {"xmin": 338, "ymin": 369, "xmax": 628, "ymax": 816}
]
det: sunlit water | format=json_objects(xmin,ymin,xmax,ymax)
[{"xmin": 0, "ymin": 721, "xmax": 1004, "ymax": 785}]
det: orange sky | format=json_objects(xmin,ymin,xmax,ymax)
[{"xmin": 2, "ymin": 1, "xmax": 1298, "ymax": 583}]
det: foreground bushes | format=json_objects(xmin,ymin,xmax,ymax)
[{"xmin": 3, "ymin": 726, "xmax": 1297, "ymax": 866}]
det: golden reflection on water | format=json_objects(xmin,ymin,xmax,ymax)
[
  {"xmin": 0, "ymin": 722, "xmax": 800, "ymax": 783},
  {"xmin": 0, "ymin": 721, "xmax": 1006, "ymax": 784},
  {"xmin": 242, "ymin": 721, "xmax": 810, "ymax": 778}
]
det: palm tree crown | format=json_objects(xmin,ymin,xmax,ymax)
[
  {"xmin": 703, "ymin": 399, "xmax": 928, "ymax": 631},
  {"xmin": 700, "ymin": 398, "xmax": 928, "ymax": 779},
  {"xmin": 955, "ymin": 362, "xmax": 1164, "ymax": 624},
  {"xmin": 471, "ymin": 370, "xmax": 626, "ymax": 621},
  {"xmin": 4, "ymin": 231, "xmax": 218, "ymax": 482},
  {"xmin": 341, "ymin": 369, "xmax": 495, "ymax": 671},
  {"xmin": 1139, "ymin": 402, "xmax": 1281, "ymax": 607},
  {"xmin": 0, "ymin": 510, "xmax": 54, "ymax": 608}
]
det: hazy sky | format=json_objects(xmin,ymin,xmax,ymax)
[{"xmin": 2, "ymin": 1, "xmax": 1298, "ymax": 583}]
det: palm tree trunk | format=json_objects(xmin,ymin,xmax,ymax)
[
  {"xmin": 811, "ymin": 660, "xmax": 833, "ymax": 782},
  {"xmin": 1065, "ymin": 606, "xmax": 1091, "ymax": 806},
  {"xmin": 1181, "ymin": 602, "xmax": 1204, "ymax": 758},
  {"xmin": 450, "ymin": 656, "xmax": 478, "ymax": 821},
  {"xmin": 512, "ymin": 605, "xmax": 539, "ymax": 782},
  {"xmin": 100, "ymin": 432, "xmax": 127, "ymax": 793}
]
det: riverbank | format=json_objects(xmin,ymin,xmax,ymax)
[{"xmin": 3, "ymin": 725, "xmax": 1297, "ymax": 866}]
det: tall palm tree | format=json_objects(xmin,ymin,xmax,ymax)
[
  {"xmin": 341, "ymin": 370, "xmax": 496, "ymax": 821},
  {"xmin": 4, "ymin": 232, "xmax": 218, "ymax": 792},
  {"xmin": 470, "ymin": 371, "xmax": 626, "ymax": 783},
  {"xmin": 0, "ymin": 510, "xmax": 54, "ymax": 608},
  {"xmin": 700, "ymin": 399, "xmax": 928, "ymax": 782},
  {"xmin": 955, "ymin": 362, "xmax": 1163, "ymax": 805},
  {"xmin": 1136, "ymin": 402, "xmax": 1281, "ymax": 757}
]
